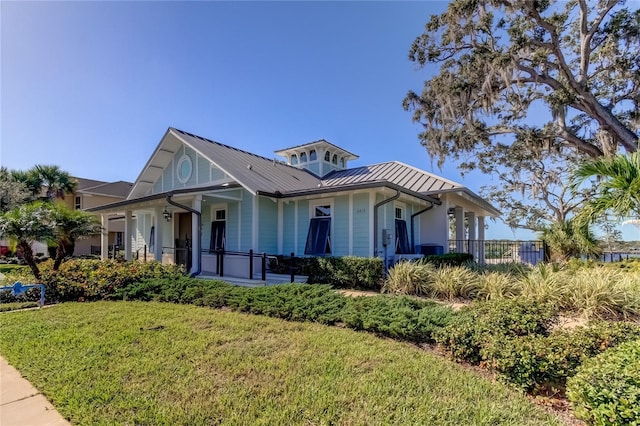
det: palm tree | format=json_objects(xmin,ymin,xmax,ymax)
[
  {"xmin": 51, "ymin": 204, "xmax": 101, "ymax": 270},
  {"xmin": 32, "ymin": 165, "xmax": 77, "ymax": 201},
  {"xmin": 0, "ymin": 202, "xmax": 55, "ymax": 279},
  {"xmin": 540, "ymin": 219, "xmax": 601, "ymax": 262},
  {"xmin": 571, "ymin": 152, "xmax": 640, "ymax": 225}
]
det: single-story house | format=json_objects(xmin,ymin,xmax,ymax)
[{"xmin": 88, "ymin": 127, "xmax": 499, "ymax": 276}]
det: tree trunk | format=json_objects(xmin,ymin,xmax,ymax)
[
  {"xmin": 17, "ymin": 240, "xmax": 41, "ymax": 280},
  {"xmin": 53, "ymin": 240, "xmax": 68, "ymax": 271}
]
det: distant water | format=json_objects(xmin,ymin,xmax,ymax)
[{"xmin": 599, "ymin": 252, "xmax": 640, "ymax": 262}]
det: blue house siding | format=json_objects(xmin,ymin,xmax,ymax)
[
  {"xmin": 226, "ymin": 202, "xmax": 239, "ymax": 251},
  {"xmin": 352, "ymin": 193, "xmax": 370, "ymax": 257},
  {"xmin": 333, "ymin": 195, "xmax": 349, "ymax": 256},
  {"xmin": 282, "ymin": 201, "xmax": 296, "ymax": 254},
  {"xmin": 239, "ymin": 190, "xmax": 254, "ymax": 251},
  {"xmin": 197, "ymin": 154, "xmax": 210, "ymax": 185},
  {"xmin": 258, "ymin": 197, "xmax": 278, "ymax": 253},
  {"xmin": 296, "ymin": 200, "xmax": 309, "ymax": 255}
]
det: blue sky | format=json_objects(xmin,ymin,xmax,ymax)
[{"xmin": 1, "ymin": 1, "xmax": 637, "ymax": 241}]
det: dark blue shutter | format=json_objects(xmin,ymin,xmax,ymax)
[
  {"xmin": 305, "ymin": 218, "xmax": 331, "ymax": 255},
  {"xmin": 395, "ymin": 219, "xmax": 411, "ymax": 254}
]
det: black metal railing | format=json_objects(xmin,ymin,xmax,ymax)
[
  {"xmin": 209, "ymin": 250, "xmax": 303, "ymax": 282},
  {"xmin": 448, "ymin": 240, "xmax": 550, "ymax": 265}
]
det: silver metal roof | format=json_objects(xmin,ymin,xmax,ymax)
[
  {"xmin": 173, "ymin": 129, "xmax": 322, "ymax": 195},
  {"xmin": 320, "ymin": 162, "xmax": 461, "ymax": 194}
]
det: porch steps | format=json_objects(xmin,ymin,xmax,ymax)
[{"xmin": 197, "ymin": 273, "xmax": 308, "ymax": 287}]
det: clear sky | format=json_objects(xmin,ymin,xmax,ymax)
[{"xmin": 1, "ymin": 1, "xmax": 637, "ymax": 241}]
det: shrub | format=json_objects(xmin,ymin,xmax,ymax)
[
  {"xmin": 224, "ymin": 283, "xmax": 347, "ymax": 324},
  {"xmin": 518, "ymin": 263, "xmax": 567, "ymax": 307},
  {"xmin": 341, "ymin": 295, "xmax": 454, "ymax": 342},
  {"xmin": 475, "ymin": 271, "xmax": 520, "ymax": 301},
  {"xmin": 565, "ymin": 268, "xmax": 640, "ymax": 319},
  {"xmin": 434, "ymin": 299, "xmax": 557, "ymax": 364},
  {"xmin": 269, "ymin": 256, "xmax": 384, "ymax": 289},
  {"xmin": 383, "ymin": 260, "xmax": 434, "ymax": 295},
  {"xmin": 429, "ymin": 266, "xmax": 480, "ymax": 300},
  {"xmin": 484, "ymin": 321, "xmax": 640, "ymax": 394},
  {"xmin": 423, "ymin": 252, "xmax": 473, "ymax": 267},
  {"xmin": 567, "ymin": 339, "xmax": 640, "ymax": 426},
  {"xmin": 37, "ymin": 259, "xmax": 186, "ymax": 302}
]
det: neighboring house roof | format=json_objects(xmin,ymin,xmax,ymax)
[
  {"xmin": 80, "ymin": 181, "xmax": 133, "ymax": 198},
  {"xmin": 74, "ymin": 177, "xmax": 108, "ymax": 191}
]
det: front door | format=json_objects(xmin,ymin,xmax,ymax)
[{"xmin": 175, "ymin": 213, "xmax": 192, "ymax": 270}]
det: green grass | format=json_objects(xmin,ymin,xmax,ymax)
[
  {"xmin": 0, "ymin": 301, "xmax": 39, "ymax": 312},
  {"xmin": 0, "ymin": 264, "xmax": 27, "ymax": 274},
  {"xmin": 0, "ymin": 302, "xmax": 564, "ymax": 425}
]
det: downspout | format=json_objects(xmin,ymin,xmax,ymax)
[
  {"xmin": 166, "ymin": 193, "xmax": 202, "ymax": 277},
  {"xmin": 410, "ymin": 202, "xmax": 435, "ymax": 254},
  {"xmin": 373, "ymin": 190, "xmax": 401, "ymax": 257}
]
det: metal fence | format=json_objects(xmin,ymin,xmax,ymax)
[{"xmin": 448, "ymin": 240, "xmax": 550, "ymax": 265}]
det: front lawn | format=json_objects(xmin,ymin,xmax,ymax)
[{"xmin": 0, "ymin": 302, "xmax": 563, "ymax": 425}]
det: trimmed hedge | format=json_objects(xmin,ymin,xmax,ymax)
[
  {"xmin": 114, "ymin": 278, "xmax": 455, "ymax": 340},
  {"xmin": 269, "ymin": 256, "xmax": 384, "ymax": 289},
  {"xmin": 341, "ymin": 295, "xmax": 454, "ymax": 342},
  {"xmin": 567, "ymin": 339, "xmax": 640, "ymax": 425},
  {"xmin": 424, "ymin": 253, "xmax": 474, "ymax": 267},
  {"xmin": 36, "ymin": 259, "xmax": 187, "ymax": 302}
]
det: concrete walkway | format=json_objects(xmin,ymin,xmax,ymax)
[{"xmin": 0, "ymin": 356, "xmax": 70, "ymax": 425}]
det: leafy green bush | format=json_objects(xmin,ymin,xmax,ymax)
[
  {"xmin": 270, "ymin": 256, "xmax": 384, "ymax": 289},
  {"xmin": 423, "ymin": 253, "xmax": 473, "ymax": 267},
  {"xmin": 434, "ymin": 299, "xmax": 557, "ymax": 364},
  {"xmin": 383, "ymin": 260, "xmax": 434, "ymax": 295},
  {"xmin": 38, "ymin": 259, "xmax": 186, "ymax": 302},
  {"xmin": 567, "ymin": 339, "xmax": 640, "ymax": 426},
  {"xmin": 484, "ymin": 322, "xmax": 640, "ymax": 394},
  {"xmin": 341, "ymin": 295, "xmax": 454, "ymax": 342}
]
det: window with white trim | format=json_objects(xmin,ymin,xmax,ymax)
[
  {"xmin": 305, "ymin": 202, "xmax": 332, "ymax": 255},
  {"xmin": 210, "ymin": 206, "xmax": 227, "ymax": 251},
  {"xmin": 75, "ymin": 196, "xmax": 82, "ymax": 210},
  {"xmin": 300, "ymin": 152, "xmax": 307, "ymax": 163}
]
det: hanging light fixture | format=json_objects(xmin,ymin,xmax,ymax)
[{"xmin": 162, "ymin": 208, "xmax": 172, "ymax": 221}]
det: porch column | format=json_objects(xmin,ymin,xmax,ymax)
[
  {"xmin": 101, "ymin": 214, "xmax": 109, "ymax": 260},
  {"xmin": 154, "ymin": 206, "xmax": 164, "ymax": 262},
  {"xmin": 124, "ymin": 210, "xmax": 133, "ymax": 261},
  {"xmin": 477, "ymin": 216, "xmax": 486, "ymax": 264},
  {"xmin": 467, "ymin": 211, "xmax": 476, "ymax": 260},
  {"xmin": 191, "ymin": 196, "xmax": 202, "ymax": 275},
  {"xmin": 454, "ymin": 207, "xmax": 465, "ymax": 252}
]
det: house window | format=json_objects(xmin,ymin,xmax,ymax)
[
  {"xmin": 309, "ymin": 150, "xmax": 317, "ymax": 161},
  {"xmin": 324, "ymin": 151, "xmax": 331, "ymax": 162},
  {"xmin": 74, "ymin": 196, "xmax": 82, "ymax": 210},
  {"xmin": 291, "ymin": 154, "xmax": 298, "ymax": 165},
  {"xmin": 305, "ymin": 203, "xmax": 332, "ymax": 255},
  {"xmin": 339, "ymin": 157, "xmax": 345, "ymax": 168},
  {"xmin": 210, "ymin": 207, "xmax": 226, "ymax": 251},
  {"xmin": 332, "ymin": 154, "xmax": 338, "ymax": 165},
  {"xmin": 149, "ymin": 226, "xmax": 155, "ymax": 253},
  {"xmin": 300, "ymin": 152, "xmax": 307, "ymax": 163},
  {"xmin": 395, "ymin": 207, "xmax": 403, "ymax": 220},
  {"xmin": 177, "ymin": 155, "xmax": 193, "ymax": 183},
  {"xmin": 116, "ymin": 232, "xmax": 123, "ymax": 248}
]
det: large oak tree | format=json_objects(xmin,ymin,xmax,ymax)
[{"xmin": 404, "ymin": 0, "xmax": 639, "ymax": 228}]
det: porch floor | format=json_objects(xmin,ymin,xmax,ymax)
[{"xmin": 197, "ymin": 272, "xmax": 309, "ymax": 287}]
